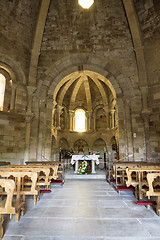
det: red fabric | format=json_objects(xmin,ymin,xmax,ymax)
[
  {"xmin": 135, "ymin": 201, "xmax": 157, "ymax": 205},
  {"xmin": 107, "ymin": 179, "xmax": 120, "ymax": 183},
  {"xmin": 40, "ymin": 190, "xmax": 51, "ymax": 193},
  {"xmin": 116, "ymin": 186, "xmax": 134, "ymax": 191},
  {"xmin": 51, "ymin": 180, "xmax": 64, "ymax": 184}
]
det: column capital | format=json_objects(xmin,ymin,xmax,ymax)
[
  {"xmin": 25, "ymin": 112, "xmax": 34, "ymax": 123},
  {"xmin": 110, "ymin": 109, "xmax": 115, "ymax": 114},
  {"xmin": 141, "ymin": 110, "xmax": 151, "ymax": 121},
  {"xmin": 27, "ymin": 86, "xmax": 37, "ymax": 95}
]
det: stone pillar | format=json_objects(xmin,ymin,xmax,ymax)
[
  {"xmin": 56, "ymin": 105, "xmax": 62, "ymax": 130},
  {"xmin": 103, "ymin": 107, "xmax": 109, "ymax": 129},
  {"xmin": 88, "ymin": 112, "xmax": 92, "ymax": 131},
  {"xmin": 110, "ymin": 110, "xmax": 115, "ymax": 128},
  {"xmin": 10, "ymin": 83, "xmax": 17, "ymax": 111},
  {"xmin": 24, "ymin": 114, "xmax": 34, "ymax": 163},
  {"xmin": 69, "ymin": 110, "xmax": 73, "ymax": 131},
  {"xmin": 44, "ymin": 97, "xmax": 53, "ymax": 161},
  {"xmin": 64, "ymin": 109, "xmax": 68, "ymax": 130},
  {"xmin": 93, "ymin": 114, "xmax": 96, "ymax": 131},
  {"xmin": 140, "ymin": 87, "xmax": 151, "ymax": 162},
  {"xmin": 124, "ymin": 98, "xmax": 134, "ymax": 161},
  {"xmin": 140, "ymin": 86, "xmax": 149, "ymax": 112},
  {"xmin": 73, "ymin": 112, "xmax": 75, "ymax": 131},
  {"xmin": 141, "ymin": 111, "xmax": 151, "ymax": 162},
  {"xmin": 24, "ymin": 86, "xmax": 36, "ymax": 162}
]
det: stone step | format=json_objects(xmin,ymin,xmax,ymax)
[{"xmin": 64, "ymin": 170, "xmax": 107, "ymax": 180}]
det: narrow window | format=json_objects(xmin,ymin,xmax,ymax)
[
  {"xmin": 75, "ymin": 109, "xmax": 86, "ymax": 132},
  {"xmin": 0, "ymin": 73, "xmax": 6, "ymax": 111}
]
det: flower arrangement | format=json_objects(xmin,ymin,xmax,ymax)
[
  {"xmin": 77, "ymin": 160, "xmax": 92, "ymax": 175},
  {"xmin": 92, "ymin": 151, "xmax": 100, "ymax": 155}
]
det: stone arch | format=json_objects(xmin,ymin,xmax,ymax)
[
  {"xmin": 0, "ymin": 55, "xmax": 26, "ymax": 85},
  {"xmin": 74, "ymin": 138, "xmax": 89, "ymax": 154},
  {"xmin": 46, "ymin": 53, "xmax": 135, "ymax": 99},
  {"xmin": 0, "ymin": 56, "xmax": 27, "ymax": 112},
  {"xmin": 43, "ymin": 54, "xmax": 139, "ymax": 162},
  {"xmin": 92, "ymin": 138, "xmax": 106, "ymax": 152},
  {"xmin": 59, "ymin": 137, "xmax": 69, "ymax": 150},
  {"xmin": 110, "ymin": 136, "xmax": 119, "ymax": 159}
]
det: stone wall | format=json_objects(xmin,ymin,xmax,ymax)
[
  {"xmin": 0, "ymin": 0, "xmax": 159, "ymax": 162},
  {"xmin": 0, "ymin": 0, "xmax": 40, "ymax": 79},
  {"xmin": 134, "ymin": 0, "xmax": 160, "ymax": 160},
  {"xmin": 38, "ymin": 0, "xmax": 138, "ymax": 87},
  {"xmin": 0, "ymin": 111, "xmax": 25, "ymax": 164}
]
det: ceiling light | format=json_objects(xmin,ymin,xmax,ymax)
[{"xmin": 78, "ymin": 0, "xmax": 94, "ymax": 9}]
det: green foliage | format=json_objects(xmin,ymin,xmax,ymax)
[{"xmin": 77, "ymin": 160, "xmax": 92, "ymax": 175}]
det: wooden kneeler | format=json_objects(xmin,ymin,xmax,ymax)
[
  {"xmin": 51, "ymin": 179, "xmax": 64, "ymax": 185},
  {"xmin": 115, "ymin": 185, "xmax": 134, "ymax": 193},
  {"xmin": 135, "ymin": 201, "xmax": 157, "ymax": 205}
]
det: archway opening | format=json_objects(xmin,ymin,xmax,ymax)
[
  {"xmin": 0, "ymin": 73, "xmax": 6, "ymax": 111},
  {"xmin": 75, "ymin": 109, "xmax": 86, "ymax": 132}
]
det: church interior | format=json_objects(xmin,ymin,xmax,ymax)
[{"xmin": 0, "ymin": 0, "xmax": 160, "ymax": 239}]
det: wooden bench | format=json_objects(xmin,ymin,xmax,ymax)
[
  {"xmin": 19, "ymin": 164, "xmax": 59, "ymax": 182},
  {"xmin": 109, "ymin": 162, "xmax": 160, "ymax": 187},
  {"xmin": 0, "ymin": 179, "xmax": 15, "ymax": 239},
  {"xmin": 25, "ymin": 161, "xmax": 65, "ymax": 183},
  {"xmin": 7, "ymin": 166, "xmax": 51, "ymax": 191},
  {"xmin": 126, "ymin": 166, "xmax": 160, "ymax": 200},
  {"xmin": 0, "ymin": 161, "xmax": 10, "ymax": 166},
  {"xmin": 144, "ymin": 172, "xmax": 160, "ymax": 216},
  {"xmin": 0, "ymin": 171, "xmax": 38, "ymax": 221}
]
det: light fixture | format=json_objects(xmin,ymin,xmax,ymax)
[{"xmin": 78, "ymin": 0, "xmax": 94, "ymax": 9}]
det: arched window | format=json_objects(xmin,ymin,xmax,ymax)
[
  {"xmin": 75, "ymin": 109, "xmax": 86, "ymax": 132},
  {"xmin": 0, "ymin": 73, "xmax": 6, "ymax": 111}
]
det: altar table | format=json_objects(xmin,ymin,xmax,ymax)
[{"xmin": 71, "ymin": 155, "xmax": 99, "ymax": 173}]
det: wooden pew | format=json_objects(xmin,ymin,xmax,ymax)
[
  {"xmin": 0, "ymin": 171, "xmax": 38, "ymax": 221},
  {"xmin": 18, "ymin": 164, "xmax": 59, "ymax": 182},
  {"xmin": 0, "ymin": 162, "xmax": 10, "ymax": 166},
  {"xmin": 7, "ymin": 166, "xmax": 51, "ymax": 191},
  {"xmin": 25, "ymin": 161, "xmax": 65, "ymax": 183},
  {"xmin": 110, "ymin": 161, "xmax": 159, "ymax": 186},
  {"xmin": 0, "ymin": 179, "xmax": 15, "ymax": 239},
  {"xmin": 145, "ymin": 173, "xmax": 160, "ymax": 216},
  {"xmin": 126, "ymin": 166, "xmax": 160, "ymax": 199}
]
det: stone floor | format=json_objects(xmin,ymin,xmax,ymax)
[{"xmin": 2, "ymin": 179, "xmax": 160, "ymax": 240}]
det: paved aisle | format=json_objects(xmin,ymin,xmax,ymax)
[{"xmin": 3, "ymin": 180, "xmax": 160, "ymax": 240}]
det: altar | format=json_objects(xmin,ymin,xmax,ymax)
[{"xmin": 71, "ymin": 155, "xmax": 99, "ymax": 174}]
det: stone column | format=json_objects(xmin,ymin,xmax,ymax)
[
  {"xmin": 56, "ymin": 105, "xmax": 62, "ymax": 130},
  {"xmin": 24, "ymin": 114, "xmax": 34, "ymax": 162},
  {"xmin": 110, "ymin": 110, "xmax": 115, "ymax": 129},
  {"xmin": 124, "ymin": 98, "xmax": 134, "ymax": 161},
  {"xmin": 141, "ymin": 111, "xmax": 151, "ymax": 162},
  {"xmin": 69, "ymin": 110, "xmax": 73, "ymax": 131},
  {"xmin": 73, "ymin": 112, "xmax": 75, "ymax": 131},
  {"xmin": 103, "ymin": 107, "xmax": 109, "ymax": 129},
  {"xmin": 64, "ymin": 109, "xmax": 68, "ymax": 130},
  {"xmin": 140, "ymin": 87, "xmax": 151, "ymax": 162},
  {"xmin": 24, "ymin": 86, "xmax": 36, "ymax": 162},
  {"xmin": 10, "ymin": 83, "xmax": 17, "ymax": 111},
  {"xmin": 93, "ymin": 113, "xmax": 96, "ymax": 131},
  {"xmin": 140, "ymin": 86, "xmax": 149, "ymax": 112}
]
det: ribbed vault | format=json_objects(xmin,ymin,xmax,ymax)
[{"xmin": 54, "ymin": 70, "xmax": 115, "ymax": 112}]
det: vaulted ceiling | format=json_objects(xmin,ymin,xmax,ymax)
[{"xmin": 54, "ymin": 70, "xmax": 116, "ymax": 112}]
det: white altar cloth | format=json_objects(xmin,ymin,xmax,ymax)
[{"xmin": 71, "ymin": 155, "xmax": 99, "ymax": 173}]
